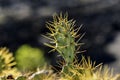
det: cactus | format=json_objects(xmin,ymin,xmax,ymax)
[
  {"xmin": 0, "ymin": 47, "xmax": 16, "ymax": 71},
  {"xmin": 0, "ymin": 13, "xmax": 119, "ymax": 80},
  {"xmin": 44, "ymin": 13, "xmax": 84, "ymax": 74},
  {"xmin": 59, "ymin": 57, "xmax": 120, "ymax": 80},
  {"xmin": 44, "ymin": 13, "xmax": 83, "ymax": 64},
  {"xmin": 44, "ymin": 13, "xmax": 120, "ymax": 80},
  {"xmin": 0, "ymin": 47, "xmax": 21, "ymax": 79}
]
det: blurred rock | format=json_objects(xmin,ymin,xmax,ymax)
[
  {"xmin": 106, "ymin": 32, "xmax": 120, "ymax": 73},
  {"xmin": 37, "ymin": 6, "xmax": 57, "ymax": 17}
]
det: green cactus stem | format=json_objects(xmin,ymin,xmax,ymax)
[{"xmin": 44, "ymin": 13, "xmax": 84, "ymax": 73}]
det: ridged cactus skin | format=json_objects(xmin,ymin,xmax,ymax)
[{"xmin": 44, "ymin": 13, "xmax": 83, "ymax": 65}]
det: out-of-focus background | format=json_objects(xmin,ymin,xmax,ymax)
[{"xmin": 0, "ymin": 0, "xmax": 120, "ymax": 73}]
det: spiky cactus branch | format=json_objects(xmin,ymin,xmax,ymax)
[
  {"xmin": 0, "ymin": 47, "xmax": 21, "ymax": 79},
  {"xmin": 44, "ymin": 13, "xmax": 83, "ymax": 65}
]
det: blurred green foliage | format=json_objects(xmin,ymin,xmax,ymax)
[{"xmin": 15, "ymin": 44, "xmax": 46, "ymax": 71}]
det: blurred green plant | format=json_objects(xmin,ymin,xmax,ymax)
[{"xmin": 15, "ymin": 44, "xmax": 46, "ymax": 72}]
